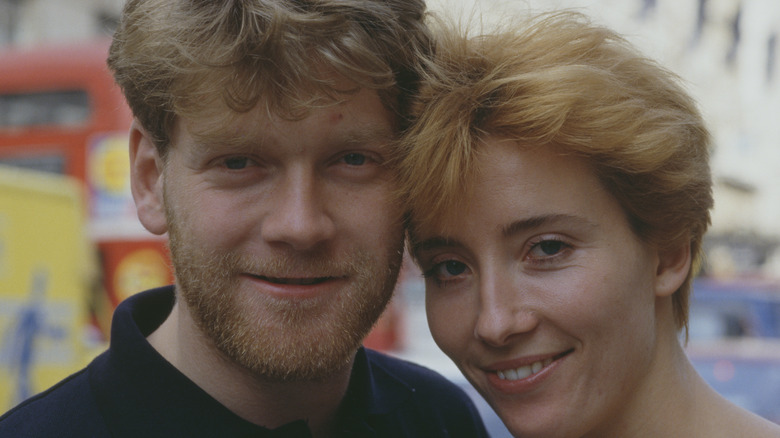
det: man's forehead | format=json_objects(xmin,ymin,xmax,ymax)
[{"xmin": 178, "ymin": 93, "xmax": 397, "ymax": 149}]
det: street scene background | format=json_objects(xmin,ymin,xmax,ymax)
[{"xmin": 1, "ymin": 0, "xmax": 779, "ymax": 436}]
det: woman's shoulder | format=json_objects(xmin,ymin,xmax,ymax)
[
  {"xmin": 699, "ymin": 385, "xmax": 780, "ymax": 437},
  {"xmin": 722, "ymin": 407, "xmax": 780, "ymax": 437}
]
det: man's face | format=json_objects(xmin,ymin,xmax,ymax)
[{"xmin": 158, "ymin": 87, "xmax": 404, "ymax": 381}]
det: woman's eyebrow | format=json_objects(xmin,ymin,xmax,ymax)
[
  {"xmin": 411, "ymin": 236, "xmax": 464, "ymax": 255},
  {"xmin": 411, "ymin": 214, "xmax": 598, "ymax": 255},
  {"xmin": 501, "ymin": 214, "xmax": 598, "ymax": 238}
]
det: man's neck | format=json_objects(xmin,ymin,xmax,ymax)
[{"xmin": 147, "ymin": 300, "xmax": 355, "ymax": 437}]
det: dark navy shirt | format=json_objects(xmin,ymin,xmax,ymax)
[{"xmin": 0, "ymin": 286, "xmax": 488, "ymax": 437}]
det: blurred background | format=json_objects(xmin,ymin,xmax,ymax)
[{"xmin": 0, "ymin": 0, "xmax": 778, "ymax": 436}]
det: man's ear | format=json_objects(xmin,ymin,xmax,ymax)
[
  {"xmin": 129, "ymin": 120, "xmax": 168, "ymax": 235},
  {"xmin": 654, "ymin": 243, "xmax": 692, "ymax": 298}
]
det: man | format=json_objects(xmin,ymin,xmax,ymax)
[{"xmin": 0, "ymin": 1, "xmax": 488, "ymax": 436}]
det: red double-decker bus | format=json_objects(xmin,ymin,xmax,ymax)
[{"xmin": 0, "ymin": 40, "xmax": 173, "ymax": 337}]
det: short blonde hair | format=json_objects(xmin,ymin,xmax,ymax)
[
  {"xmin": 400, "ymin": 11, "xmax": 713, "ymax": 331},
  {"xmin": 108, "ymin": 0, "xmax": 432, "ymax": 153}
]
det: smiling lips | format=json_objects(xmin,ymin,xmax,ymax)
[
  {"xmin": 497, "ymin": 358, "xmax": 554, "ymax": 381},
  {"xmin": 494, "ymin": 349, "xmax": 574, "ymax": 382},
  {"xmin": 242, "ymin": 274, "xmax": 341, "ymax": 299}
]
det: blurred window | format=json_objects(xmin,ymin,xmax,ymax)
[
  {"xmin": 0, "ymin": 90, "xmax": 90, "ymax": 128},
  {"xmin": 689, "ymin": 301, "xmax": 753, "ymax": 340},
  {"xmin": 768, "ymin": 33, "xmax": 777, "ymax": 83},
  {"xmin": 690, "ymin": 290, "xmax": 780, "ymax": 341},
  {"xmin": 0, "ymin": 154, "xmax": 66, "ymax": 175},
  {"xmin": 640, "ymin": 0, "xmax": 657, "ymax": 19}
]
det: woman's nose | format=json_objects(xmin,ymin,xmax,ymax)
[{"xmin": 474, "ymin": 276, "xmax": 540, "ymax": 347}]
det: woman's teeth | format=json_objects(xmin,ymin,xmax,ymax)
[{"xmin": 497, "ymin": 357, "xmax": 553, "ymax": 381}]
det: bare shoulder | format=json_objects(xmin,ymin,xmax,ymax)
[
  {"xmin": 728, "ymin": 410, "xmax": 780, "ymax": 437},
  {"xmin": 703, "ymin": 392, "xmax": 780, "ymax": 437}
]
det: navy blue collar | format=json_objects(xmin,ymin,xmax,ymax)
[{"xmin": 89, "ymin": 286, "xmax": 413, "ymax": 438}]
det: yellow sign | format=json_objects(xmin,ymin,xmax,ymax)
[
  {"xmin": 0, "ymin": 166, "xmax": 97, "ymax": 413},
  {"xmin": 114, "ymin": 249, "xmax": 169, "ymax": 302}
]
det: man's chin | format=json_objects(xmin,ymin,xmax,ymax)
[
  {"xmin": 216, "ymin": 320, "xmax": 367, "ymax": 382},
  {"xmin": 168, "ymin": 235, "xmax": 402, "ymax": 382}
]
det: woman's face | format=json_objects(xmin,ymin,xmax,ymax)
[{"xmin": 412, "ymin": 137, "xmax": 671, "ymax": 437}]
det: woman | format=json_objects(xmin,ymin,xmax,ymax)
[{"xmin": 399, "ymin": 12, "xmax": 780, "ymax": 437}]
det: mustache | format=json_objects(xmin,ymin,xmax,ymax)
[
  {"xmin": 170, "ymin": 245, "xmax": 377, "ymax": 280},
  {"xmin": 234, "ymin": 252, "xmax": 367, "ymax": 278}
]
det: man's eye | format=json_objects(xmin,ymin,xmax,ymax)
[
  {"xmin": 224, "ymin": 157, "xmax": 249, "ymax": 170},
  {"xmin": 342, "ymin": 153, "xmax": 367, "ymax": 166}
]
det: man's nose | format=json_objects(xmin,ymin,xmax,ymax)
[
  {"xmin": 474, "ymin": 275, "xmax": 540, "ymax": 347},
  {"xmin": 260, "ymin": 169, "xmax": 336, "ymax": 251}
]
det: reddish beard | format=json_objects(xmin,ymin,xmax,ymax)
[{"xmin": 166, "ymin": 220, "xmax": 403, "ymax": 382}]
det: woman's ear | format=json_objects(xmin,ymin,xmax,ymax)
[
  {"xmin": 654, "ymin": 243, "xmax": 692, "ymax": 298},
  {"xmin": 129, "ymin": 120, "xmax": 168, "ymax": 235}
]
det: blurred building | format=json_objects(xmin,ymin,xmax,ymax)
[
  {"xmin": 2, "ymin": 0, "xmax": 779, "ymax": 278},
  {"xmin": 0, "ymin": 0, "xmax": 122, "ymax": 47}
]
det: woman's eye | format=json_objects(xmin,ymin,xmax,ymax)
[
  {"xmin": 538, "ymin": 240, "xmax": 565, "ymax": 255},
  {"xmin": 441, "ymin": 260, "xmax": 467, "ymax": 276},
  {"xmin": 435, "ymin": 260, "xmax": 466, "ymax": 277},
  {"xmin": 342, "ymin": 153, "xmax": 367, "ymax": 166},
  {"xmin": 527, "ymin": 239, "xmax": 570, "ymax": 260},
  {"xmin": 423, "ymin": 260, "xmax": 469, "ymax": 283},
  {"xmin": 224, "ymin": 157, "xmax": 250, "ymax": 170}
]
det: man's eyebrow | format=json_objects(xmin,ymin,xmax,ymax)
[
  {"xmin": 188, "ymin": 123, "xmax": 394, "ymax": 155},
  {"xmin": 501, "ymin": 213, "xmax": 598, "ymax": 238},
  {"xmin": 340, "ymin": 124, "xmax": 396, "ymax": 147},
  {"xmin": 190, "ymin": 130, "xmax": 266, "ymax": 154}
]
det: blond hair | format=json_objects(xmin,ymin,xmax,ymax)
[
  {"xmin": 107, "ymin": 0, "xmax": 432, "ymax": 153},
  {"xmin": 400, "ymin": 11, "xmax": 712, "ymax": 331}
]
